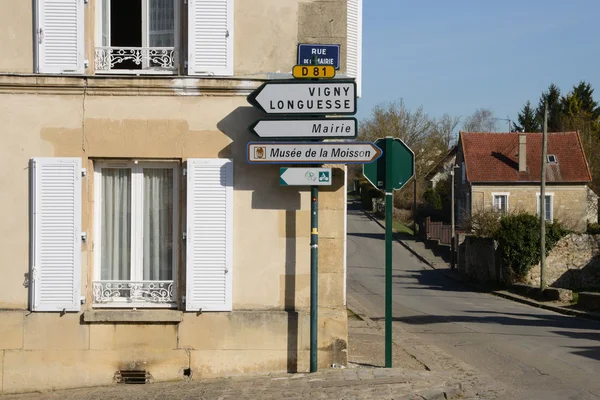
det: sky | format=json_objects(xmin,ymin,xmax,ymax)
[{"xmin": 356, "ymin": 0, "xmax": 600, "ymax": 130}]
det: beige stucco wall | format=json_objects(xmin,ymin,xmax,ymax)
[
  {"xmin": 0, "ymin": 0, "xmax": 33, "ymax": 73},
  {"xmin": 0, "ymin": 0, "xmax": 348, "ymax": 77},
  {"xmin": 0, "ymin": 78, "xmax": 348, "ymax": 393},
  {"xmin": 470, "ymin": 184, "xmax": 589, "ymax": 232}
]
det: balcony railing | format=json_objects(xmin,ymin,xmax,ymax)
[
  {"xmin": 94, "ymin": 47, "xmax": 178, "ymax": 75},
  {"xmin": 93, "ymin": 281, "xmax": 175, "ymax": 306}
]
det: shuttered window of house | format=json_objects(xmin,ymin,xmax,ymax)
[
  {"xmin": 186, "ymin": 159, "xmax": 233, "ymax": 311},
  {"xmin": 187, "ymin": 0, "xmax": 234, "ymax": 76},
  {"xmin": 36, "ymin": 0, "xmax": 85, "ymax": 74},
  {"xmin": 30, "ymin": 158, "xmax": 82, "ymax": 312}
]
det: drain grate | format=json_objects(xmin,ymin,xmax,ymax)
[{"xmin": 115, "ymin": 370, "xmax": 152, "ymax": 384}]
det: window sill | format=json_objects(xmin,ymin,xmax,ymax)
[{"xmin": 83, "ymin": 309, "xmax": 183, "ymax": 323}]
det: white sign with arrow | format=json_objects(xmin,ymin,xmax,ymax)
[
  {"xmin": 280, "ymin": 168, "xmax": 332, "ymax": 186},
  {"xmin": 247, "ymin": 80, "xmax": 356, "ymax": 115},
  {"xmin": 247, "ymin": 142, "xmax": 382, "ymax": 164},
  {"xmin": 250, "ymin": 118, "xmax": 357, "ymax": 139}
]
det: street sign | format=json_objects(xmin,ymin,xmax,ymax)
[
  {"xmin": 250, "ymin": 117, "xmax": 357, "ymax": 140},
  {"xmin": 247, "ymin": 142, "xmax": 381, "ymax": 164},
  {"xmin": 297, "ymin": 44, "xmax": 341, "ymax": 69},
  {"xmin": 247, "ymin": 80, "xmax": 356, "ymax": 115},
  {"xmin": 363, "ymin": 137, "xmax": 415, "ymax": 191},
  {"xmin": 280, "ymin": 168, "xmax": 332, "ymax": 186},
  {"xmin": 292, "ymin": 65, "xmax": 336, "ymax": 79}
]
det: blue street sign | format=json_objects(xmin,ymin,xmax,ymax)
[{"xmin": 297, "ymin": 44, "xmax": 341, "ymax": 70}]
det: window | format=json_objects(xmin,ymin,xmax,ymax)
[
  {"xmin": 29, "ymin": 157, "xmax": 233, "ymax": 313},
  {"xmin": 35, "ymin": 0, "xmax": 235, "ymax": 76},
  {"xmin": 461, "ymin": 162, "xmax": 466, "ymax": 183},
  {"xmin": 95, "ymin": 0, "xmax": 180, "ymax": 74},
  {"xmin": 492, "ymin": 193, "xmax": 509, "ymax": 215},
  {"xmin": 547, "ymin": 154, "xmax": 557, "ymax": 163},
  {"xmin": 537, "ymin": 193, "xmax": 554, "ymax": 222},
  {"xmin": 93, "ymin": 161, "xmax": 179, "ymax": 307}
]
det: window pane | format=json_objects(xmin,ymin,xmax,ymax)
[
  {"xmin": 101, "ymin": 169, "xmax": 132, "ymax": 280},
  {"xmin": 545, "ymin": 196, "xmax": 551, "ymax": 221},
  {"xmin": 143, "ymin": 168, "xmax": 174, "ymax": 280},
  {"xmin": 149, "ymin": 0, "xmax": 175, "ymax": 47}
]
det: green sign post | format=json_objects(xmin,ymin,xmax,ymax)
[{"xmin": 363, "ymin": 137, "xmax": 415, "ymax": 368}]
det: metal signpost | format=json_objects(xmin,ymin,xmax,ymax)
[
  {"xmin": 363, "ymin": 137, "xmax": 415, "ymax": 368},
  {"xmin": 246, "ymin": 56, "xmax": 372, "ymax": 373}
]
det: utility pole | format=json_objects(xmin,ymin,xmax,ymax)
[
  {"xmin": 450, "ymin": 168, "xmax": 455, "ymax": 269},
  {"xmin": 540, "ymin": 103, "xmax": 548, "ymax": 290}
]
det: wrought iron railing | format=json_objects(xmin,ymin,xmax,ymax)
[
  {"xmin": 92, "ymin": 281, "xmax": 174, "ymax": 305},
  {"xmin": 94, "ymin": 47, "xmax": 178, "ymax": 74}
]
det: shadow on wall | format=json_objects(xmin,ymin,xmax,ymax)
[
  {"xmin": 217, "ymin": 106, "xmax": 302, "ymax": 372},
  {"xmin": 551, "ymin": 257, "xmax": 600, "ymax": 291},
  {"xmin": 217, "ymin": 106, "xmax": 302, "ymax": 210}
]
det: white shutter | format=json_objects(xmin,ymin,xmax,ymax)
[
  {"xmin": 188, "ymin": 0, "xmax": 234, "ymax": 76},
  {"xmin": 36, "ymin": 0, "xmax": 84, "ymax": 74},
  {"xmin": 30, "ymin": 158, "xmax": 82, "ymax": 312},
  {"xmin": 186, "ymin": 159, "xmax": 233, "ymax": 311},
  {"xmin": 347, "ymin": 0, "xmax": 362, "ymax": 97}
]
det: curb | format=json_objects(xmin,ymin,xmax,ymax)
[{"xmin": 360, "ymin": 208, "xmax": 600, "ymax": 323}]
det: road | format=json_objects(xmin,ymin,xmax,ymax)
[{"xmin": 346, "ymin": 202, "xmax": 600, "ymax": 400}]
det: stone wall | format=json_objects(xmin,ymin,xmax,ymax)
[{"xmin": 527, "ymin": 234, "xmax": 600, "ymax": 291}]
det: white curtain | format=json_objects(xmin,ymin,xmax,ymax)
[
  {"xmin": 149, "ymin": 0, "xmax": 175, "ymax": 47},
  {"xmin": 143, "ymin": 169, "xmax": 173, "ymax": 280},
  {"xmin": 101, "ymin": 169, "xmax": 131, "ymax": 280}
]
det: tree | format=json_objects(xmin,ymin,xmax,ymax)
[
  {"xmin": 359, "ymin": 99, "xmax": 451, "ymax": 210},
  {"xmin": 514, "ymin": 101, "xmax": 539, "ymax": 132},
  {"xmin": 462, "ymin": 108, "xmax": 497, "ymax": 132},
  {"xmin": 434, "ymin": 114, "xmax": 461, "ymax": 148},
  {"xmin": 536, "ymin": 84, "xmax": 562, "ymax": 132},
  {"xmin": 571, "ymin": 81, "xmax": 600, "ymax": 119},
  {"xmin": 560, "ymin": 83, "xmax": 600, "ymax": 193}
]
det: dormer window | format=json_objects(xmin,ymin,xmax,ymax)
[{"xmin": 547, "ymin": 154, "xmax": 557, "ymax": 163}]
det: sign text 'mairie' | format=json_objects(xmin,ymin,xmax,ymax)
[{"xmin": 247, "ymin": 80, "xmax": 356, "ymax": 115}]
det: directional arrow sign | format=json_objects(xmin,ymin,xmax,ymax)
[
  {"xmin": 247, "ymin": 142, "xmax": 381, "ymax": 164},
  {"xmin": 250, "ymin": 118, "xmax": 357, "ymax": 139},
  {"xmin": 280, "ymin": 168, "xmax": 332, "ymax": 186},
  {"xmin": 247, "ymin": 80, "xmax": 356, "ymax": 115}
]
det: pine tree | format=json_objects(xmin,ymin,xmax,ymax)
[
  {"xmin": 514, "ymin": 101, "xmax": 539, "ymax": 132},
  {"xmin": 571, "ymin": 81, "xmax": 600, "ymax": 119},
  {"xmin": 536, "ymin": 84, "xmax": 563, "ymax": 132}
]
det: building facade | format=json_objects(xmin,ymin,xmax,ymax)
[
  {"xmin": 456, "ymin": 131, "xmax": 596, "ymax": 231},
  {"xmin": 0, "ymin": 0, "xmax": 362, "ymax": 394}
]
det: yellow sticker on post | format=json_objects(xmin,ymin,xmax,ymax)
[{"xmin": 292, "ymin": 65, "xmax": 336, "ymax": 79}]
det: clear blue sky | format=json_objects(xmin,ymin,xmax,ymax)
[{"xmin": 356, "ymin": 0, "xmax": 600, "ymax": 130}]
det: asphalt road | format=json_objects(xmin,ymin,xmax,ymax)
[{"xmin": 346, "ymin": 203, "xmax": 600, "ymax": 400}]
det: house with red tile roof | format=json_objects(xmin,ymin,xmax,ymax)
[{"xmin": 455, "ymin": 131, "xmax": 598, "ymax": 232}]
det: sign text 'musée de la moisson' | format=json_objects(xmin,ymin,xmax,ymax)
[{"xmin": 247, "ymin": 142, "xmax": 381, "ymax": 164}]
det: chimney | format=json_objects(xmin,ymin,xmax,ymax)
[{"xmin": 518, "ymin": 133, "xmax": 527, "ymax": 172}]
